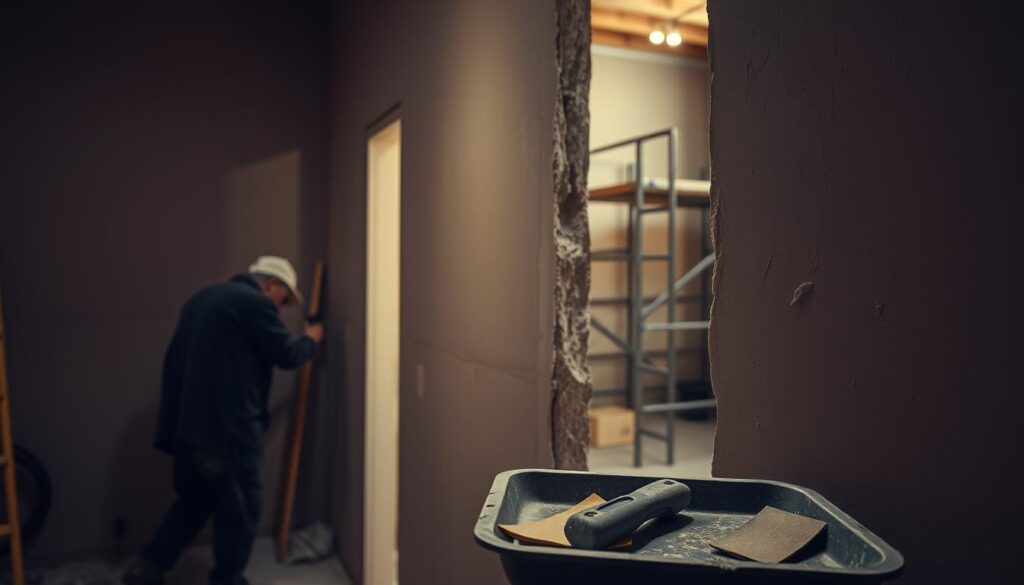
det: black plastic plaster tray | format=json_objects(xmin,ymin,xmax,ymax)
[{"xmin": 474, "ymin": 469, "xmax": 903, "ymax": 585}]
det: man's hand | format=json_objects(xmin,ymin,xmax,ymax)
[{"xmin": 303, "ymin": 322, "xmax": 324, "ymax": 344}]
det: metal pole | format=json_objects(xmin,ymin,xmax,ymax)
[
  {"xmin": 701, "ymin": 201, "xmax": 712, "ymax": 384},
  {"xmin": 631, "ymin": 140, "xmax": 645, "ymax": 468},
  {"xmin": 644, "ymin": 321, "xmax": 712, "ymax": 331},
  {"xmin": 644, "ymin": 398, "xmax": 718, "ymax": 414},
  {"xmin": 591, "ymin": 129, "xmax": 673, "ymax": 155},
  {"xmin": 642, "ymin": 253, "xmax": 715, "ymax": 318},
  {"xmin": 624, "ymin": 206, "xmax": 634, "ymax": 410},
  {"xmin": 665, "ymin": 129, "xmax": 678, "ymax": 466},
  {"xmin": 591, "ymin": 316, "xmax": 631, "ymax": 353}
]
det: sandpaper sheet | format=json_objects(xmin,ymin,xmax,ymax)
[
  {"xmin": 709, "ymin": 506, "xmax": 827, "ymax": 563},
  {"xmin": 498, "ymin": 493, "xmax": 631, "ymax": 549}
]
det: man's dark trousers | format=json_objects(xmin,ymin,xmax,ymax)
[{"xmin": 142, "ymin": 445, "xmax": 262, "ymax": 585}]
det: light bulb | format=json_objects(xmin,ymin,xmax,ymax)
[
  {"xmin": 666, "ymin": 30, "xmax": 683, "ymax": 47},
  {"xmin": 649, "ymin": 30, "xmax": 666, "ymax": 45}
]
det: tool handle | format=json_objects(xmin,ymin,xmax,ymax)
[{"xmin": 564, "ymin": 479, "xmax": 691, "ymax": 550}]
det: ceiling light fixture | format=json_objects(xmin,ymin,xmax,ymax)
[
  {"xmin": 648, "ymin": 29, "xmax": 666, "ymax": 45},
  {"xmin": 666, "ymin": 28, "xmax": 683, "ymax": 47}
]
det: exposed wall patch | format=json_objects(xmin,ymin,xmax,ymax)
[
  {"xmin": 550, "ymin": 0, "xmax": 593, "ymax": 470},
  {"xmin": 789, "ymin": 281, "xmax": 815, "ymax": 306}
]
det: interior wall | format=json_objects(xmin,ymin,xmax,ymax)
[
  {"xmin": 327, "ymin": 0, "xmax": 557, "ymax": 583},
  {"xmin": 708, "ymin": 1, "xmax": 1023, "ymax": 583},
  {"xmin": 0, "ymin": 0, "xmax": 330, "ymax": 559},
  {"xmin": 587, "ymin": 46, "xmax": 711, "ymax": 402}
]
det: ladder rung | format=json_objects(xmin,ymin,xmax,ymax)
[
  {"xmin": 643, "ymin": 320, "xmax": 711, "ymax": 331},
  {"xmin": 591, "ymin": 252, "xmax": 673, "ymax": 262},
  {"xmin": 0, "ymin": 524, "xmax": 13, "ymax": 537},
  {"xmin": 642, "ymin": 399, "xmax": 718, "ymax": 414},
  {"xmin": 0, "ymin": 454, "xmax": 8, "ymax": 466},
  {"xmin": 589, "ymin": 347, "xmax": 704, "ymax": 361},
  {"xmin": 591, "ymin": 294, "xmax": 704, "ymax": 307}
]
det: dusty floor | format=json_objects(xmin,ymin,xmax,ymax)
[
  {"xmin": 14, "ymin": 537, "xmax": 352, "ymax": 585},
  {"xmin": 587, "ymin": 416, "xmax": 715, "ymax": 478},
  {"xmin": 9, "ymin": 420, "xmax": 709, "ymax": 585}
]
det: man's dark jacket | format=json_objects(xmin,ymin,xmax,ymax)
[{"xmin": 155, "ymin": 274, "xmax": 316, "ymax": 454}]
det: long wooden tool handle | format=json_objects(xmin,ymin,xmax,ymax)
[
  {"xmin": 0, "ymin": 284, "xmax": 26, "ymax": 585},
  {"xmin": 276, "ymin": 260, "xmax": 325, "ymax": 562}
]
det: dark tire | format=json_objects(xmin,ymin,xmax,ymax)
[{"xmin": 0, "ymin": 445, "xmax": 52, "ymax": 555}]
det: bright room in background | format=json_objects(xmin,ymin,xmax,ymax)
[{"xmin": 585, "ymin": 0, "xmax": 715, "ymax": 477}]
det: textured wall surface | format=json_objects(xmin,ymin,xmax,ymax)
[
  {"xmin": 551, "ymin": 0, "xmax": 593, "ymax": 471},
  {"xmin": 708, "ymin": 1, "xmax": 1023, "ymax": 583},
  {"xmin": 327, "ymin": 0, "xmax": 557, "ymax": 582},
  {"xmin": 0, "ymin": 0, "xmax": 330, "ymax": 559}
]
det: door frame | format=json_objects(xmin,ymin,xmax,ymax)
[{"xmin": 363, "ymin": 106, "xmax": 402, "ymax": 585}]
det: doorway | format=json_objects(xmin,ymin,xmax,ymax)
[
  {"xmin": 586, "ymin": 2, "xmax": 715, "ymax": 475},
  {"xmin": 364, "ymin": 118, "xmax": 401, "ymax": 585}
]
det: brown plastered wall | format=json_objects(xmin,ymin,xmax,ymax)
[
  {"xmin": 0, "ymin": 0, "xmax": 331, "ymax": 559},
  {"xmin": 708, "ymin": 1, "xmax": 1023, "ymax": 583},
  {"xmin": 327, "ymin": 0, "xmax": 558, "ymax": 583}
]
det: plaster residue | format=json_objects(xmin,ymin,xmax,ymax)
[
  {"xmin": 706, "ymin": 6, "xmax": 724, "ymax": 478},
  {"xmin": 550, "ymin": 0, "xmax": 592, "ymax": 471},
  {"xmin": 790, "ymin": 281, "xmax": 814, "ymax": 306}
]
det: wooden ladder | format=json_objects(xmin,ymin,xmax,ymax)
[
  {"xmin": 276, "ymin": 261, "xmax": 325, "ymax": 562},
  {"xmin": 0, "ymin": 284, "xmax": 25, "ymax": 585}
]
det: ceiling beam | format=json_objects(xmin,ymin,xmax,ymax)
[
  {"xmin": 591, "ymin": 6, "xmax": 708, "ymax": 47},
  {"xmin": 593, "ymin": 0, "xmax": 706, "ymax": 20}
]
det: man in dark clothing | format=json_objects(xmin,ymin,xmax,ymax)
[{"xmin": 124, "ymin": 256, "xmax": 323, "ymax": 585}]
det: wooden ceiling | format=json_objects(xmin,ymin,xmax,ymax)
[{"xmin": 591, "ymin": 0, "xmax": 708, "ymax": 60}]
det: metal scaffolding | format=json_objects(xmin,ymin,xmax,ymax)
[{"xmin": 589, "ymin": 127, "xmax": 715, "ymax": 467}]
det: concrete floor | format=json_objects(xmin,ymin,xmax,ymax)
[
  {"xmin": 17, "ymin": 537, "xmax": 352, "ymax": 585},
  {"xmin": 588, "ymin": 416, "xmax": 716, "ymax": 479},
  {"xmin": 12, "ymin": 420, "xmax": 711, "ymax": 585}
]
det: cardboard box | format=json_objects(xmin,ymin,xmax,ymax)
[{"xmin": 588, "ymin": 406, "xmax": 636, "ymax": 448}]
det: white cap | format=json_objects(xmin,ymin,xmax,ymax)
[{"xmin": 249, "ymin": 255, "xmax": 303, "ymax": 304}]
